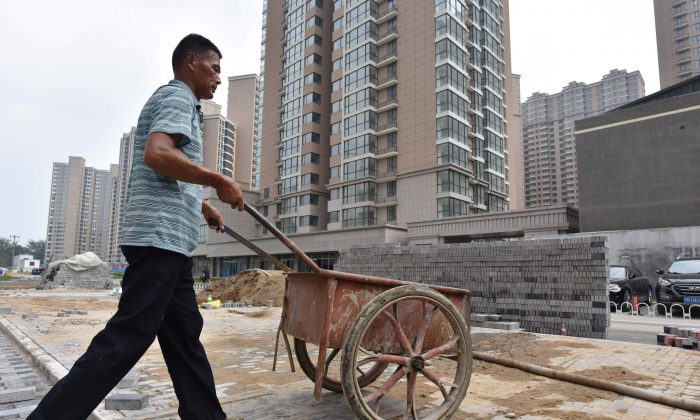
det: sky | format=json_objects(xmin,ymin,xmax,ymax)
[{"xmin": 0, "ymin": 0, "xmax": 660, "ymax": 246}]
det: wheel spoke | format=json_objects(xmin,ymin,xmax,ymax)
[
  {"xmin": 375, "ymin": 354, "xmax": 410, "ymax": 366},
  {"xmin": 365, "ymin": 368, "xmax": 406, "ymax": 403},
  {"xmin": 404, "ymin": 372, "xmax": 418, "ymax": 420},
  {"xmin": 324, "ymin": 348, "xmax": 340, "ymax": 377},
  {"xmin": 381, "ymin": 308, "xmax": 415, "ymax": 356},
  {"xmin": 420, "ymin": 367, "xmax": 449, "ymax": 399},
  {"xmin": 414, "ymin": 304, "xmax": 439, "ymax": 354},
  {"xmin": 422, "ymin": 335, "xmax": 460, "ymax": 361}
]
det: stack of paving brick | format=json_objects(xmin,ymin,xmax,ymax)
[
  {"xmin": 657, "ymin": 327, "xmax": 700, "ymax": 350},
  {"xmin": 41, "ymin": 262, "xmax": 115, "ymax": 290},
  {"xmin": 335, "ymin": 236, "xmax": 609, "ymax": 338}
]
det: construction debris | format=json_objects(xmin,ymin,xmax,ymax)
[{"xmin": 196, "ymin": 269, "xmax": 286, "ymax": 307}]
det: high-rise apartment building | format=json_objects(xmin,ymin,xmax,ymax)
[
  {"xmin": 227, "ymin": 75, "xmax": 259, "ymax": 190},
  {"xmin": 654, "ymin": 0, "xmax": 700, "ymax": 89},
  {"xmin": 521, "ymin": 69, "xmax": 645, "ymax": 209},
  {"xmin": 201, "ymin": 100, "xmax": 237, "ymax": 177},
  {"xmin": 106, "ymin": 128, "xmax": 135, "ymax": 265},
  {"xmin": 45, "ymin": 156, "xmax": 114, "ymax": 263},
  {"xmin": 258, "ymin": 0, "xmax": 512, "ymax": 236}
]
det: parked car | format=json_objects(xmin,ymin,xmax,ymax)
[
  {"xmin": 656, "ymin": 257, "xmax": 700, "ymax": 313},
  {"xmin": 608, "ymin": 265, "xmax": 653, "ymax": 308},
  {"xmin": 31, "ymin": 267, "xmax": 44, "ymax": 275},
  {"xmin": 0, "ymin": 267, "xmax": 5, "ymax": 275}
]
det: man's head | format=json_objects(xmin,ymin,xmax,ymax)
[{"xmin": 172, "ymin": 34, "xmax": 222, "ymax": 100}]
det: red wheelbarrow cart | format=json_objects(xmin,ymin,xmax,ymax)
[{"xmin": 216, "ymin": 204, "xmax": 473, "ymax": 419}]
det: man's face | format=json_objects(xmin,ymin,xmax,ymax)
[{"xmin": 191, "ymin": 50, "xmax": 221, "ymax": 100}]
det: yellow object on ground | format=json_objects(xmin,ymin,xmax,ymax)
[{"xmin": 200, "ymin": 299, "xmax": 221, "ymax": 309}]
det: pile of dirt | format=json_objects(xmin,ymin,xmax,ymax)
[{"xmin": 196, "ymin": 269, "xmax": 286, "ymax": 306}]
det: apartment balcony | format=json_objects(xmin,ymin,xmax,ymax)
[
  {"xmin": 376, "ymin": 74, "xmax": 398, "ymax": 90},
  {"xmin": 675, "ymin": 31, "xmax": 690, "ymax": 41},
  {"xmin": 376, "ymin": 121, "xmax": 398, "ymax": 135},
  {"xmin": 376, "ymin": 145, "xmax": 398, "ymax": 158},
  {"xmin": 376, "ymin": 27, "xmax": 397, "ymax": 45},
  {"xmin": 675, "ymin": 42, "xmax": 690, "ymax": 53},
  {"xmin": 375, "ymin": 195, "xmax": 397, "ymax": 206},
  {"xmin": 376, "ymin": 51, "xmax": 398, "ymax": 67},
  {"xmin": 376, "ymin": 3, "xmax": 397, "ymax": 25},
  {"xmin": 673, "ymin": 7, "xmax": 689, "ymax": 17},
  {"xmin": 377, "ymin": 170, "xmax": 397, "ymax": 180},
  {"xmin": 376, "ymin": 97, "xmax": 398, "ymax": 112},
  {"xmin": 674, "ymin": 18, "xmax": 688, "ymax": 29}
]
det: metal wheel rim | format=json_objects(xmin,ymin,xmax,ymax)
[{"xmin": 344, "ymin": 291, "xmax": 470, "ymax": 420}]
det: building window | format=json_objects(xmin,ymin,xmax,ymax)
[
  {"xmin": 306, "ymin": 0, "xmax": 323, "ymax": 10},
  {"xmin": 333, "ymin": 58, "xmax": 343, "ymax": 72},
  {"xmin": 304, "ymin": 53, "xmax": 322, "ymax": 66},
  {"xmin": 343, "ymin": 206, "xmax": 377, "ymax": 228},
  {"xmin": 263, "ymin": 188, "xmax": 270, "ymax": 199},
  {"xmin": 301, "ymin": 152, "xmax": 320, "ymax": 165},
  {"xmin": 344, "ymin": 134, "xmax": 377, "ymax": 157},
  {"xmin": 305, "ymin": 34, "xmax": 323, "ymax": 47},
  {"xmin": 330, "ymin": 188, "xmax": 341, "ymax": 200},
  {"xmin": 437, "ymin": 170, "xmax": 469, "ymax": 197},
  {"xmin": 303, "ymin": 92, "xmax": 322, "ymax": 105},
  {"xmin": 303, "ymin": 112, "xmax": 321, "ymax": 124},
  {"xmin": 333, "ymin": 18, "xmax": 344, "ymax": 31},
  {"xmin": 387, "ymin": 181, "xmax": 397, "ymax": 197},
  {"xmin": 277, "ymin": 217, "xmax": 297, "ymax": 234},
  {"xmin": 305, "ymin": 15, "xmax": 323, "ymax": 29},
  {"xmin": 333, "ymin": 38, "xmax": 343, "ymax": 51},
  {"xmin": 343, "ymin": 157, "xmax": 377, "ymax": 180},
  {"xmin": 437, "ymin": 142, "xmax": 468, "ymax": 168},
  {"xmin": 331, "ymin": 144, "xmax": 341, "ymax": 156},
  {"xmin": 331, "ymin": 121, "xmax": 342, "ymax": 134},
  {"xmin": 386, "ymin": 156, "xmax": 397, "ymax": 172},
  {"xmin": 387, "ymin": 205, "xmax": 397, "ymax": 222},
  {"xmin": 332, "ymin": 100, "xmax": 342, "ymax": 113},
  {"xmin": 299, "ymin": 215, "xmax": 319, "ymax": 227},
  {"xmin": 300, "ymin": 193, "xmax": 320, "ymax": 206},
  {"xmin": 301, "ymin": 173, "xmax": 320, "ymax": 185},
  {"xmin": 302, "ymin": 132, "xmax": 321, "ymax": 144},
  {"xmin": 343, "ymin": 181, "xmax": 377, "ymax": 204},
  {"xmin": 329, "ymin": 211, "xmax": 340, "ymax": 223},
  {"xmin": 344, "ymin": 110, "xmax": 377, "ymax": 136},
  {"xmin": 332, "ymin": 79, "xmax": 342, "ymax": 92},
  {"xmin": 331, "ymin": 165, "xmax": 341, "ymax": 178},
  {"xmin": 437, "ymin": 197, "xmax": 468, "ymax": 218},
  {"xmin": 304, "ymin": 72, "xmax": 322, "ymax": 85}
]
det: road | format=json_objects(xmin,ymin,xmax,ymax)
[{"xmin": 608, "ymin": 312, "xmax": 700, "ymax": 345}]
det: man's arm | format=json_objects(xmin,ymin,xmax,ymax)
[{"xmin": 144, "ymin": 132, "xmax": 244, "ymax": 210}]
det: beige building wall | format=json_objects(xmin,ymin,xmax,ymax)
[
  {"xmin": 506, "ymin": 73, "xmax": 524, "ymax": 209},
  {"xmin": 201, "ymin": 100, "xmax": 237, "ymax": 179},
  {"xmin": 227, "ymin": 75, "xmax": 258, "ymax": 191},
  {"xmin": 654, "ymin": 0, "xmax": 700, "ymax": 89}
]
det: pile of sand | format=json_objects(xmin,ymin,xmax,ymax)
[{"xmin": 196, "ymin": 269, "xmax": 286, "ymax": 306}]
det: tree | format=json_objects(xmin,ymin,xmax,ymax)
[
  {"xmin": 0, "ymin": 237, "xmax": 14, "ymax": 268},
  {"xmin": 25, "ymin": 240, "xmax": 46, "ymax": 265}
]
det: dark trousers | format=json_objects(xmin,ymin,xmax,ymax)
[{"xmin": 29, "ymin": 246, "xmax": 225, "ymax": 420}]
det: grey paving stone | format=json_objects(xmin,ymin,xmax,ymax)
[
  {"xmin": 104, "ymin": 393, "xmax": 148, "ymax": 410},
  {"xmin": 0, "ymin": 387, "xmax": 35, "ymax": 404}
]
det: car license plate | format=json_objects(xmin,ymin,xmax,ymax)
[{"xmin": 683, "ymin": 297, "xmax": 700, "ymax": 304}]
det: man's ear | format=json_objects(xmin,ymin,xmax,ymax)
[{"xmin": 185, "ymin": 51, "xmax": 198, "ymax": 72}]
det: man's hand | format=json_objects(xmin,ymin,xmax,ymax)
[
  {"xmin": 202, "ymin": 201, "xmax": 224, "ymax": 232},
  {"xmin": 214, "ymin": 175, "xmax": 244, "ymax": 211}
]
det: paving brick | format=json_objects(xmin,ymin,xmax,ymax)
[
  {"xmin": 0, "ymin": 387, "xmax": 36, "ymax": 404},
  {"xmin": 104, "ymin": 393, "xmax": 148, "ymax": 410}
]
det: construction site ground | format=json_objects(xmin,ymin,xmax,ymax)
[{"xmin": 1, "ymin": 286, "xmax": 699, "ymax": 419}]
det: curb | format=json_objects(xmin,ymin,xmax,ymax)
[{"xmin": 0, "ymin": 315, "xmax": 115, "ymax": 420}]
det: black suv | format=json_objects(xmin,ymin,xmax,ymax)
[
  {"xmin": 656, "ymin": 257, "xmax": 700, "ymax": 310},
  {"xmin": 608, "ymin": 265, "xmax": 653, "ymax": 307},
  {"xmin": 31, "ymin": 267, "xmax": 44, "ymax": 275}
]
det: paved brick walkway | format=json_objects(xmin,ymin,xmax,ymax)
[
  {"xmin": 0, "ymin": 329, "xmax": 50, "ymax": 419},
  {"xmin": 2, "ymin": 290, "xmax": 700, "ymax": 419}
]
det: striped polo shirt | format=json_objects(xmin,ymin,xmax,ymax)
[{"xmin": 119, "ymin": 80, "xmax": 204, "ymax": 256}]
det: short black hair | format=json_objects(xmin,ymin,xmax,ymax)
[{"xmin": 172, "ymin": 34, "xmax": 222, "ymax": 72}]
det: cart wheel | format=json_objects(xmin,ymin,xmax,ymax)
[
  {"xmin": 294, "ymin": 338, "xmax": 388, "ymax": 393},
  {"xmin": 341, "ymin": 285, "xmax": 472, "ymax": 419}
]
